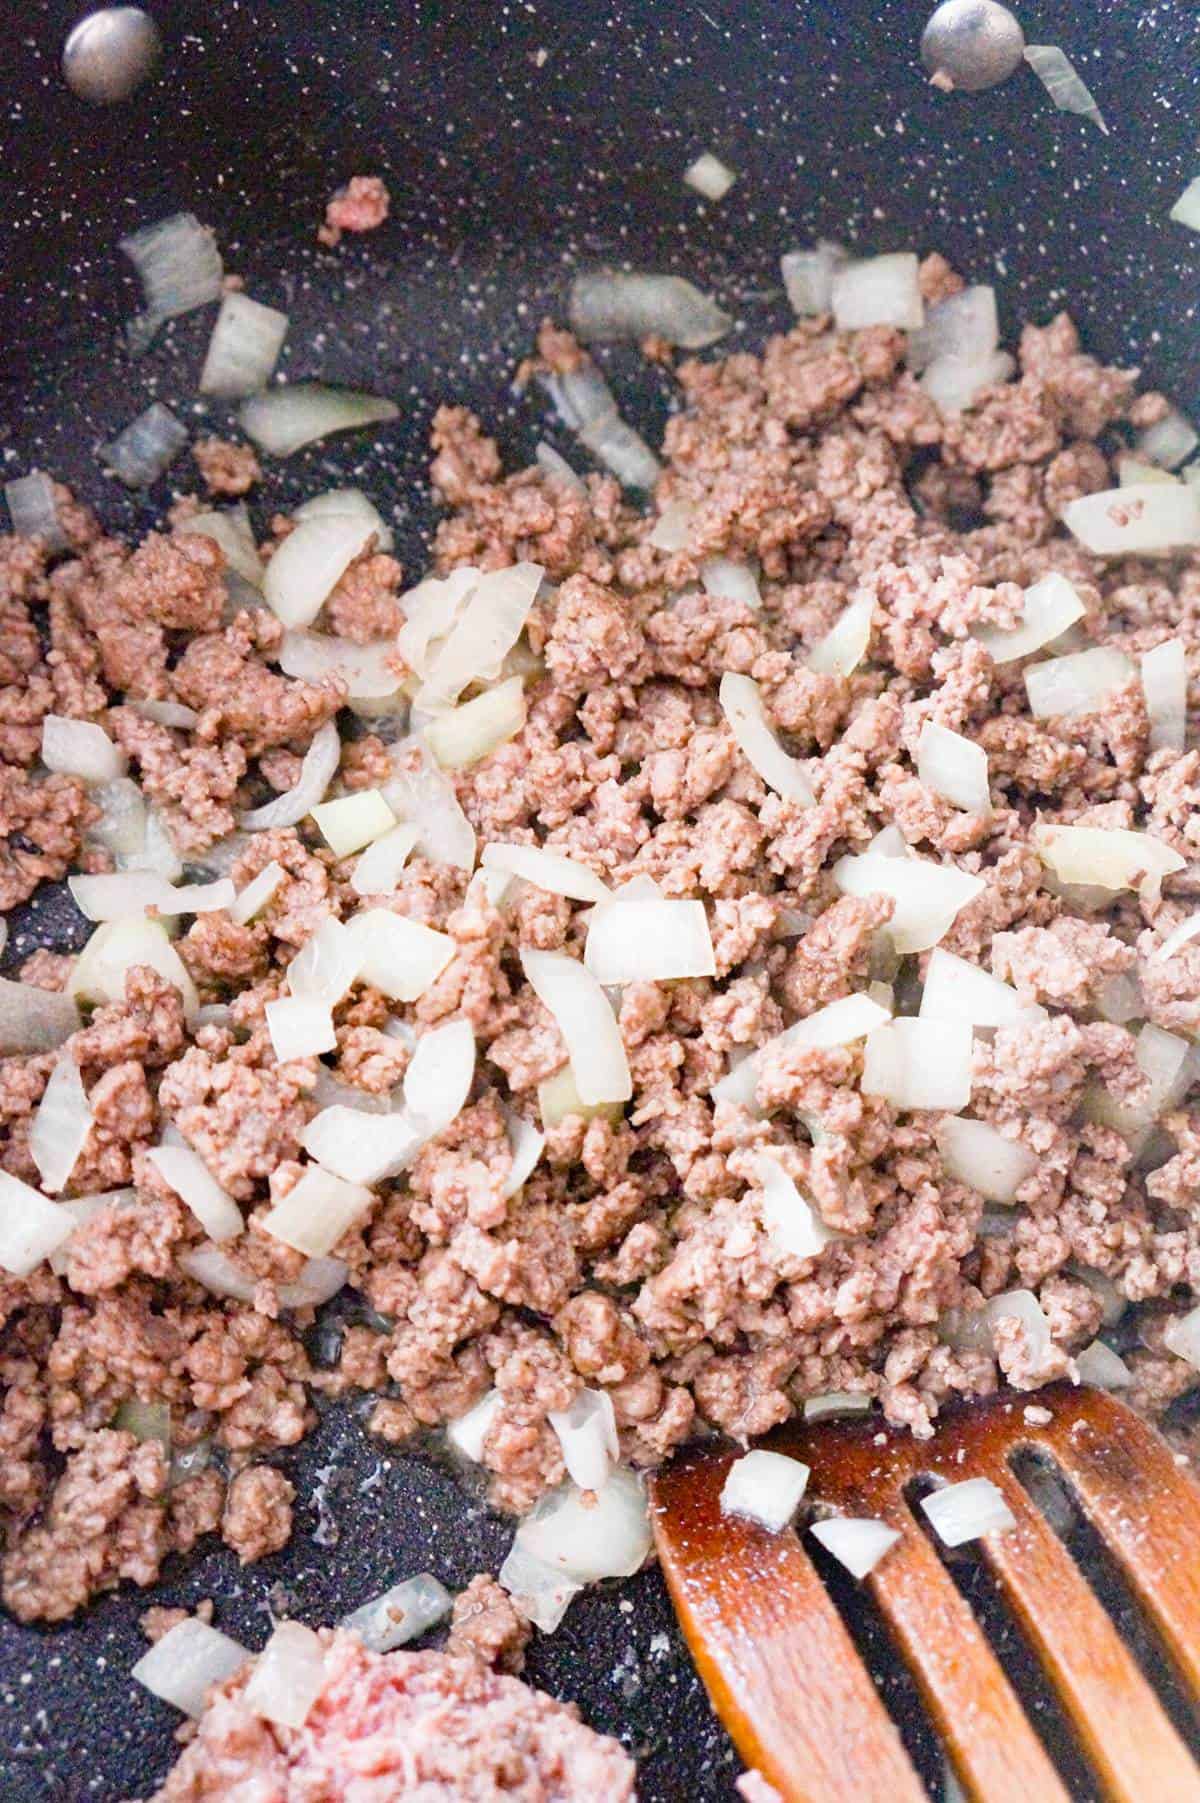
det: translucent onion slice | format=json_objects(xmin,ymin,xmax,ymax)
[
  {"xmin": 447, "ymin": 1390, "xmax": 504, "ymax": 1463},
  {"xmin": 547, "ymin": 1389, "xmax": 619, "ymax": 1492},
  {"xmin": 239, "ymin": 384, "xmax": 398, "ymax": 457},
  {"xmin": 569, "ymin": 270, "xmax": 732, "ymax": 350},
  {"xmin": 720, "ymin": 1450, "xmax": 810, "ymax": 1532},
  {"xmin": 287, "ymin": 915, "xmax": 360, "ymax": 1007},
  {"xmin": 425, "ymin": 676, "xmax": 527, "ymax": 770},
  {"xmin": 647, "ymin": 500, "xmax": 695, "ymax": 552},
  {"xmin": 942, "ymin": 1288, "xmax": 1053, "ymax": 1365},
  {"xmin": 1025, "ymin": 646, "xmax": 1134, "ymax": 719},
  {"xmin": 907, "ymin": 286, "xmax": 998, "ymax": 373},
  {"xmin": 920, "ymin": 1477, "xmax": 1015, "ymax": 1547},
  {"xmin": 803, "ymin": 1392, "xmax": 873, "ymax": 1423},
  {"xmin": 0, "ymin": 1169, "xmax": 74, "ymax": 1275},
  {"xmin": 1118, "ymin": 456, "xmax": 1178, "ymax": 489},
  {"xmin": 30, "ymin": 1056, "xmax": 93, "ymax": 1194},
  {"xmin": 278, "ymin": 632, "xmax": 401, "ymax": 701},
  {"xmin": 0, "ymin": 976, "xmax": 80, "ymax": 1055},
  {"xmin": 5, "ymin": 470, "xmax": 68, "ymax": 552},
  {"xmin": 242, "ymin": 720, "xmax": 341, "ymax": 831},
  {"xmin": 177, "ymin": 503, "xmax": 265, "ymax": 588},
  {"xmin": 752, "ymin": 1150, "xmax": 836, "ymax": 1261},
  {"xmin": 1076, "ymin": 1340, "xmax": 1132, "ymax": 1390},
  {"xmin": 712, "ymin": 993, "xmax": 891, "ymax": 1109},
  {"xmin": 520, "ymin": 949, "xmax": 632, "ymax": 1107},
  {"xmin": 514, "ymin": 1467, "xmax": 651, "ymax": 1582},
  {"xmin": 67, "ymin": 873, "xmax": 235, "ymax": 922},
  {"xmin": 1170, "ymin": 178, "xmax": 1200, "ymax": 234},
  {"xmin": 1139, "ymin": 408, "xmax": 1199, "ymax": 471},
  {"xmin": 418, "ymin": 563, "xmax": 542, "ymax": 708},
  {"xmin": 403, "ymin": 1018, "xmax": 476, "ymax": 1138},
  {"xmin": 301, "ymin": 1106, "xmax": 426, "ymax": 1189},
  {"xmin": 719, "ymin": 672, "xmax": 814, "ymax": 805},
  {"xmin": 919, "ymin": 948, "xmax": 1043, "ymax": 1029},
  {"xmin": 147, "ymin": 1142, "xmax": 242, "ymax": 1241},
  {"xmin": 179, "ymin": 1242, "xmax": 348, "ymax": 1309},
  {"xmin": 1032, "ymin": 824, "xmax": 1185, "ymax": 899},
  {"xmin": 1142, "ymin": 639, "xmax": 1188, "ymax": 753},
  {"xmin": 807, "ymin": 595, "xmax": 874, "ymax": 676},
  {"xmin": 480, "ymin": 842, "xmax": 610, "ymax": 904},
  {"xmin": 42, "ymin": 716, "xmax": 127, "ymax": 783},
  {"xmin": 261, "ymin": 1166, "xmax": 375, "ymax": 1257},
  {"xmin": 346, "ymin": 908, "xmax": 456, "ymax": 1003},
  {"xmin": 120, "ymin": 213, "xmax": 223, "ymax": 352},
  {"xmin": 920, "ymin": 350, "xmax": 1014, "ymax": 415},
  {"xmin": 351, "ymin": 824, "xmax": 420, "ymax": 897},
  {"xmin": 263, "ymin": 515, "xmax": 375, "ymax": 630},
  {"xmin": 936, "ymin": 1116, "xmax": 1037, "ymax": 1203},
  {"xmin": 537, "ymin": 1064, "xmax": 624, "ymax": 1129},
  {"xmin": 310, "ymin": 790, "xmax": 397, "ymax": 859},
  {"xmin": 498, "ymin": 1542, "xmax": 582, "ymax": 1634},
  {"xmin": 501, "ymin": 1108, "xmax": 545, "ymax": 1198},
  {"xmin": 199, "ymin": 292, "xmax": 289, "ymax": 397},
  {"xmin": 683, "ymin": 151, "xmax": 737, "ymax": 200},
  {"xmin": 293, "ymin": 487, "xmax": 394, "ymax": 553},
  {"xmin": 101, "ymin": 403, "xmax": 188, "ymax": 489},
  {"xmin": 535, "ymin": 441, "xmax": 585, "ymax": 493},
  {"xmin": 69, "ymin": 917, "xmax": 198, "ymax": 1022},
  {"xmin": 380, "ymin": 743, "xmax": 476, "ymax": 872},
  {"xmin": 584, "ymin": 896, "xmax": 716, "ymax": 984},
  {"xmin": 243, "ymin": 1622, "xmax": 326, "ymax": 1730},
  {"xmin": 265, "ymin": 996, "xmax": 337, "ymax": 1062},
  {"xmin": 701, "ymin": 557, "xmax": 761, "ymax": 611},
  {"xmin": 1163, "ymin": 1307, "xmax": 1200, "ymax": 1371},
  {"xmin": 1024, "ymin": 45, "xmax": 1108, "ymax": 134},
  {"xmin": 862, "ymin": 1018, "xmax": 974, "ymax": 1112},
  {"xmin": 131, "ymin": 1617, "xmax": 248, "ymax": 1719},
  {"xmin": 230, "ymin": 859, "xmax": 285, "ymax": 925},
  {"xmin": 974, "ymin": 572, "xmax": 1086, "ymax": 663},
  {"xmin": 340, "ymin": 1574, "xmax": 453, "ymax": 1654},
  {"xmin": 1085, "ymin": 1022, "xmax": 1193, "ymax": 1147},
  {"xmin": 780, "ymin": 242, "xmax": 847, "ymax": 317},
  {"xmin": 831, "ymin": 253, "xmax": 924, "ymax": 333},
  {"xmin": 917, "ymin": 722, "xmax": 991, "ymax": 813},
  {"xmin": 577, "ymin": 412, "xmax": 662, "ymax": 490},
  {"xmin": 397, "ymin": 567, "xmax": 479, "ymax": 678},
  {"xmin": 1061, "ymin": 484, "xmax": 1200, "ymax": 556},
  {"xmin": 809, "ymin": 1517, "xmax": 900, "ymax": 1579},
  {"xmin": 833, "ymin": 851, "xmax": 985, "ymax": 954},
  {"xmin": 1153, "ymin": 911, "xmax": 1200, "ymax": 963}
]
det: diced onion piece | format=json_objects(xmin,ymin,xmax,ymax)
[
  {"xmin": 920, "ymin": 1477, "xmax": 1015, "ymax": 1547},
  {"xmin": 502, "ymin": 1109, "xmax": 545, "ymax": 1198},
  {"xmin": 521, "ymin": 949, "xmax": 631, "ymax": 1107},
  {"xmin": 302, "ymin": 1105, "xmax": 427, "ymax": 1188},
  {"xmin": 42, "ymin": 715, "xmax": 126, "ymax": 783},
  {"xmin": 752, "ymin": 1150, "xmax": 836, "ymax": 1261},
  {"xmin": 1139, "ymin": 408, "xmax": 1199, "ymax": 471},
  {"xmin": 1142, "ymin": 639, "xmax": 1188, "ymax": 753},
  {"xmin": 311, "ymin": 790, "xmax": 397, "ymax": 859},
  {"xmin": 648, "ymin": 500, "xmax": 695, "ymax": 552},
  {"xmin": 1154, "ymin": 911, "xmax": 1200, "ymax": 963},
  {"xmin": 1170, "ymin": 178, "xmax": 1200, "ymax": 233},
  {"xmin": 30, "ymin": 1056, "xmax": 93, "ymax": 1194},
  {"xmin": 498, "ymin": 1542, "xmax": 582, "ymax": 1634},
  {"xmin": 397, "ymin": 567, "xmax": 479, "ymax": 677},
  {"xmin": 287, "ymin": 915, "xmax": 359, "ymax": 1007},
  {"xmin": 101, "ymin": 403, "xmax": 188, "ymax": 489},
  {"xmin": 713, "ymin": 993, "xmax": 891, "ymax": 1109},
  {"xmin": 239, "ymin": 384, "xmax": 398, "ymax": 457},
  {"xmin": 780, "ymin": 242, "xmax": 846, "ymax": 317},
  {"xmin": 179, "ymin": 503, "xmax": 265, "ymax": 587},
  {"xmin": 199, "ymin": 292, "xmax": 289, "ymax": 397},
  {"xmin": 481, "ymin": 842, "xmax": 610, "ymax": 904},
  {"xmin": 863, "ymin": 1018, "xmax": 974, "ymax": 1113},
  {"xmin": 120, "ymin": 213, "xmax": 222, "ymax": 351},
  {"xmin": 701, "ymin": 557, "xmax": 761, "ymax": 610},
  {"xmin": 403, "ymin": 1019, "xmax": 475, "ymax": 1138},
  {"xmin": 540, "ymin": 361, "xmax": 623, "ymax": 433},
  {"xmin": 351, "ymin": 824, "xmax": 420, "ymax": 897},
  {"xmin": 340, "ymin": 1574, "xmax": 452, "ymax": 1654},
  {"xmin": 975, "ymin": 572, "xmax": 1086, "ymax": 663},
  {"xmin": 5, "ymin": 471, "xmax": 68, "ymax": 551},
  {"xmin": 0, "ymin": 976, "xmax": 80, "ymax": 1056},
  {"xmin": 134, "ymin": 809, "xmax": 184, "ymax": 884},
  {"xmin": 514, "ymin": 1467, "xmax": 651, "ymax": 1582},
  {"xmin": 1086, "ymin": 1022, "xmax": 1193, "ymax": 1146},
  {"xmin": 1163, "ymin": 1306, "xmax": 1200, "ymax": 1370},
  {"xmin": 937, "ymin": 1116, "xmax": 1037, "ymax": 1203},
  {"xmin": 131, "ymin": 1618, "xmax": 248, "ymax": 1719},
  {"xmin": 265, "ymin": 996, "xmax": 337, "ymax": 1062},
  {"xmin": 1024, "ymin": 44, "xmax": 1108, "ymax": 133},
  {"xmin": 242, "ymin": 720, "xmax": 341, "ymax": 831},
  {"xmin": 261, "ymin": 1166, "xmax": 374, "ymax": 1257},
  {"xmin": 810, "ymin": 1517, "xmax": 900, "ymax": 1579},
  {"xmin": 278, "ymin": 1253, "xmax": 351, "ymax": 1309},
  {"xmin": 569, "ymin": 270, "xmax": 732, "ymax": 350},
  {"xmin": 585, "ymin": 896, "xmax": 715, "ymax": 984},
  {"xmin": 419, "ymin": 563, "xmax": 542, "ymax": 708},
  {"xmin": 382, "ymin": 742, "xmax": 477, "ymax": 872},
  {"xmin": 920, "ymin": 948, "xmax": 1042, "ymax": 1029},
  {"xmin": 804, "ymin": 1392, "xmax": 873, "ymax": 1423},
  {"xmin": 908, "ymin": 286, "xmax": 998, "ymax": 373},
  {"xmin": 447, "ymin": 1389, "xmax": 504, "ymax": 1463},
  {"xmin": 69, "ymin": 917, "xmax": 198, "ymax": 1021},
  {"xmin": 535, "ymin": 442, "xmax": 585, "ymax": 493},
  {"xmin": 548, "ymin": 1389, "xmax": 619, "ymax": 1492},
  {"xmin": 346, "ymin": 908, "xmax": 456, "ymax": 1003},
  {"xmin": 1062, "ymin": 484, "xmax": 1200, "ymax": 556},
  {"xmin": 230, "ymin": 860, "xmax": 285, "ymax": 925},
  {"xmin": 833, "ymin": 851, "xmax": 985, "ymax": 955},
  {"xmin": 0, "ymin": 1169, "xmax": 74, "ymax": 1275},
  {"xmin": 425, "ymin": 676, "xmax": 527, "ymax": 770},
  {"xmin": 683, "ymin": 151, "xmax": 736, "ymax": 200},
  {"xmin": 278, "ymin": 632, "xmax": 401, "ymax": 700},
  {"xmin": 721, "ymin": 1450, "xmax": 810, "ymax": 1532},
  {"xmin": 294, "ymin": 487, "xmax": 394, "ymax": 552},
  {"xmin": 537, "ymin": 1064, "xmax": 624, "ymax": 1129},
  {"xmin": 719, "ymin": 672, "xmax": 814, "ymax": 804},
  {"xmin": 921, "ymin": 351, "xmax": 1014, "ymax": 415},
  {"xmin": 67, "ymin": 873, "xmax": 235, "ymax": 922},
  {"xmin": 577, "ymin": 412, "xmax": 662, "ymax": 491},
  {"xmin": 807, "ymin": 595, "xmax": 873, "ymax": 676},
  {"xmin": 147, "ymin": 1142, "xmax": 242, "ymax": 1241},
  {"xmin": 1025, "ymin": 646, "xmax": 1134, "ymax": 719},
  {"xmin": 1032, "ymin": 824, "xmax": 1185, "ymax": 900},
  {"xmin": 831, "ymin": 253, "xmax": 924, "ymax": 333},
  {"xmin": 1118, "ymin": 456, "xmax": 1178, "ymax": 488},
  {"xmin": 263, "ymin": 515, "xmax": 374, "ymax": 630},
  {"xmin": 917, "ymin": 721, "xmax": 991, "ymax": 814},
  {"xmin": 942, "ymin": 1288, "xmax": 1052, "ymax": 1364},
  {"xmin": 243, "ymin": 1622, "xmax": 326, "ymax": 1730},
  {"xmin": 1076, "ymin": 1340, "xmax": 1132, "ymax": 1390}
]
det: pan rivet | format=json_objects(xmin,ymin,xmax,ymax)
[
  {"xmin": 920, "ymin": 0, "xmax": 1025, "ymax": 93},
  {"xmin": 62, "ymin": 7, "xmax": 162, "ymax": 105}
]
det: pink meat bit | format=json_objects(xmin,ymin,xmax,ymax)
[{"xmin": 317, "ymin": 174, "xmax": 391, "ymax": 247}]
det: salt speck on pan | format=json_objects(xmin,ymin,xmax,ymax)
[{"xmin": 648, "ymin": 1632, "xmax": 671, "ymax": 1657}]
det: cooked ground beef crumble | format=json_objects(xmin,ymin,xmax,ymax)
[{"xmin": 4, "ymin": 260, "xmax": 1200, "ymax": 1659}]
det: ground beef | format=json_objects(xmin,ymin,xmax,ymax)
[
  {"xmin": 192, "ymin": 437, "xmax": 262, "ymax": 497},
  {"xmin": 221, "ymin": 1465, "xmax": 295, "ymax": 1564},
  {"xmin": 317, "ymin": 175, "xmax": 391, "ymax": 247},
  {"xmin": 140, "ymin": 1630, "xmax": 635, "ymax": 1800},
  {"xmin": 444, "ymin": 1572, "xmax": 532, "ymax": 1672}
]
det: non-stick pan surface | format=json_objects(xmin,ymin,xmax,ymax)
[{"xmin": 2, "ymin": 2, "xmax": 1199, "ymax": 1796}]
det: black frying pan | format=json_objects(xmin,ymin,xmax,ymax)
[{"xmin": 2, "ymin": 2, "xmax": 1199, "ymax": 1796}]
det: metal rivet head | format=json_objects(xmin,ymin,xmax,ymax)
[
  {"xmin": 63, "ymin": 7, "xmax": 162, "ymax": 105},
  {"xmin": 920, "ymin": 0, "xmax": 1026, "ymax": 93}
]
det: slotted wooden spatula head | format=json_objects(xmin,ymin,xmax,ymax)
[{"xmin": 651, "ymin": 1385, "xmax": 1200, "ymax": 1803}]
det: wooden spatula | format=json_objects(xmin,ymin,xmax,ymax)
[{"xmin": 650, "ymin": 1384, "xmax": 1200, "ymax": 1802}]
